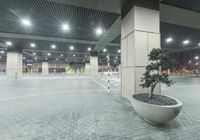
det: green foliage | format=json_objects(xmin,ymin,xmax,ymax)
[{"xmin": 140, "ymin": 48, "xmax": 174, "ymax": 98}]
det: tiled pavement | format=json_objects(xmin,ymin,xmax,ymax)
[{"xmin": 0, "ymin": 76, "xmax": 200, "ymax": 139}]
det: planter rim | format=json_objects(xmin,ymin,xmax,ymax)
[{"xmin": 132, "ymin": 93, "xmax": 183, "ymax": 108}]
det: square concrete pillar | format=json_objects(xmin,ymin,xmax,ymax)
[
  {"xmin": 42, "ymin": 62, "xmax": 49, "ymax": 75},
  {"xmin": 90, "ymin": 56, "xmax": 98, "ymax": 77},
  {"xmin": 121, "ymin": 6, "xmax": 161, "ymax": 100},
  {"xmin": 6, "ymin": 52, "xmax": 22, "ymax": 80},
  {"xmin": 85, "ymin": 63, "xmax": 90, "ymax": 75}
]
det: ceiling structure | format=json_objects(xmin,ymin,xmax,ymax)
[{"xmin": 0, "ymin": 0, "xmax": 200, "ymax": 64}]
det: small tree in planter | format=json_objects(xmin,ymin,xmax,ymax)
[
  {"xmin": 131, "ymin": 48, "xmax": 182, "ymax": 124},
  {"xmin": 140, "ymin": 48, "xmax": 174, "ymax": 99}
]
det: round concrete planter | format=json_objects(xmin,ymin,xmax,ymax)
[{"xmin": 131, "ymin": 94, "xmax": 182, "ymax": 124}]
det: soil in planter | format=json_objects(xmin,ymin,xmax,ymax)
[{"xmin": 133, "ymin": 93, "xmax": 177, "ymax": 106}]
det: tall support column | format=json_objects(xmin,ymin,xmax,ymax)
[
  {"xmin": 42, "ymin": 62, "xmax": 49, "ymax": 75},
  {"xmin": 6, "ymin": 51, "xmax": 22, "ymax": 80},
  {"xmin": 85, "ymin": 63, "xmax": 90, "ymax": 75},
  {"xmin": 90, "ymin": 56, "xmax": 99, "ymax": 77},
  {"xmin": 121, "ymin": 5, "xmax": 161, "ymax": 100}
]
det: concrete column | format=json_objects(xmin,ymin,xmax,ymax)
[
  {"xmin": 121, "ymin": 5, "xmax": 161, "ymax": 100},
  {"xmin": 42, "ymin": 62, "xmax": 49, "ymax": 75},
  {"xmin": 85, "ymin": 63, "xmax": 90, "ymax": 75},
  {"xmin": 118, "ymin": 64, "xmax": 121, "ymax": 78},
  {"xmin": 90, "ymin": 56, "xmax": 98, "ymax": 77},
  {"xmin": 6, "ymin": 52, "xmax": 22, "ymax": 80}
]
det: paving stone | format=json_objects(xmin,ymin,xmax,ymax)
[{"xmin": 0, "ymin": 76, "xmax": 199, "ymax": 139}]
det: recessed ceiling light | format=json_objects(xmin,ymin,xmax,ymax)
[
  {"xmin": 103, "ymin": 48, "xmax": 107, "ymax": 52},
  {"xmin": 21, "ymin": 19, "xmax": 31, "ymax": 26},
  {"xmin": 34, "ymin": 57, "xmax": 37, "ymax": 60},
  {"xmin": 195, "ymin": 56, "xmax": 199, "ymax": 60},
  {"xmin": 30, "ymin": 43, "xmax": 36, "ymax": 47},
  {"xmin": 117, "ymin": 49, "xmax": 121, "ymax": 53},
  {"xmin": 166, "ymin": 37, "xmax": 173, "ymax": 43},
  {"xmin": 56, "ymin": 58, "xmax": 58, "ymax": 61},
  {"xmin": 45, "ymin": 58, "xmax": 48, "ymax": 60},
  {"xmin": 62, "ymin": 23, "xmax": 70, "ymax": 31},
  {"xmin": 73, "ymin": 54, "xmax": 76, "ymax": 57},
  {"xmin": 0, "ymin": 51, "xmax": 5, "ymax": 54},
  {"xmin": 47, "ymin": 53, "xmax": 51, "ymax": 56},
  {"xmin": 51, "ymin": 44, "xmax": 56, "ymax": 49},
  {"xmin": 23, "ymin": 57, "xmax": 26, "ymax": 60},
  {"xmin": 33, "ymin": 52, "xmax": 36, "ymax": 55},
  {"xmin": 183, "ymin": 40, "xmax": 190, "ymax": 45},
  {"xmin": 115, "ymin": 56, "xmax": 118, "ymax": 59},
  {"xmin": 70, "ymin": 45, "xmax": 74, "ymax": 50},
  {"xmin": 198, "ymin": 43, "xmax": 200, "ymax": 46},
  {"xmin": 61, "ymin": 54, "xmax": 64, "ymax": 57},
  {"xmin": 5, "ymin": 41, "xmax": 12, "ymax": 46},
  {"xmin": 96, "ymin": 28, "xmax": 103, "ymax": 35},
  {"xmin": 88, "ymin": 47, "xmax": 91, "ymax": 51}
]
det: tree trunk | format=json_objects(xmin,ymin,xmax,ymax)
[{"xmin": 149, "ymin": 85, "xmax": 155, "ymax": 99}]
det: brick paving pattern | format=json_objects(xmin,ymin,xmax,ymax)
[{"xmin": 0, "ymin": 76, "xmax": 199, "ymax": 140}]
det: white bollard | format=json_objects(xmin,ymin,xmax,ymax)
[{"xmin": 107, "ymin": 55, "xmax": 110, "ymax": 94}]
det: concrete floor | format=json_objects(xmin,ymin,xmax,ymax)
[{"xmin": 0, "ymin": 76, "xmax": 200, "ymax": 139}]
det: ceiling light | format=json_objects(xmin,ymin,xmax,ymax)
[
  {"xmin": 183, "ymin": 40, "xmax": 190, "ymax": 45},
  {"xmin": 56, "ymin": 58, "xmax": 58, "ymax": 61},
  {"xmin": 30, "ymin": 43, "xmax": 36, "ymax": 47},
  {"xmin": 47, "ymin": 53, "xmax": 51, "ymax": 56},
  {"xmin": 85, "ymin": 55, "xmax": 87, "ymax": 58},
  {"xmin": 115, "ymin": 56, "xmax": 118, "ymax": 59},
  {"xmin": 195, "ymin": 56, "xmax": 199, "ymax": 60},
  {"xmin": 0, "ymin": 51, "xmax": 5, "ymax": 54},
  {"xmin": 34, "ymin": 57, "xmax": 37, "ymax": 60},
  {"xmin": 33, "ymin": 52, "xmax": 36, "ymax": 55},
  {"xmin": 96, "ymin": 28, "xmax": 103, "ymax": 35},
  {"xmin": 5, "ymin": 41, "xmax": 12, "ymax": 46},
  {"xmin": 198, "ymin": 43, "xmax": 200, "ymax": 46},
  {"xmin": 61, "ymin": 54, "xmax": 64, "ymax": 57},
  {"xmin": 166, "ymin": 37, "xmax": 173, "ymax": 43},
  {"xmin": 88, "ymin": 47, "xmax": 91, "ymax": 51},
  {"xmin": 45, "ymin": 58, "xmax": 48, "ymax": 60},
  {"xmin": 62, "ymin": 23, "xmax": 70, "ymax": 31},
  {"xmin": 117, "ymin": 49, "xmax": 121, "ymax": 53},
  {"xmin": 21, "ymin": 19, "xmax": 31, "ymax": 26},
  {"xmin": 73, "ymin": 54, "xmax": 76, "ymax": 57},
  {"xmin": 51, "ymin": 44, "xmax": 56, "ymax": 49},
  {"xmin": 23, "ymin": 57, "xmax": 26, "ymax": 60},
  {"xmin": 70, "ymin": 45, "xmax": 74, "ymax": 50},
  {"xmin": 103, "ymin": 48, "xmax": 107, "ymax": 52}
]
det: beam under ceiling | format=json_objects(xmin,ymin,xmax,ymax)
[
  {"xmin": 94, "ymin": 17, "xmax": 121, "ymax": 52},
  {"xmin": 160, "ymin": 4, "xmax": 200, "ymax": 30},
  {"xmin": 167, "ymin": 45, "xmax": 200, "ymax": 54},
  {"xmin": 0, "ymin": 32, "xmax": 120, "ymax": 47}
]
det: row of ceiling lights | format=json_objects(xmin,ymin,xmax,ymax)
[
  {"xmin": 21, "ymin": 18, "xmax": 104, "ymax": 35},
  {"xmin": 24, "ymin": 54, "xmax": 119, "ymax": 62},
  {"xmin": 166, "ymin": 37, "xmax": 200, "ymax": 45},
  {"xmin": 5, "ymin": 40, "xmax": 121, "ymax": 53},
  {"xmin": 4, "ymin": 18, "xmax": 121, "ymax": 54}
]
